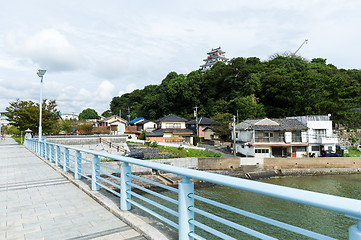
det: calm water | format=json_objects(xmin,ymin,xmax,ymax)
[{"xmin": 140, "ymin": 174, "xmax": 361, "ymax": 239}]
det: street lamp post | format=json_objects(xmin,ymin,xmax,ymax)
[{"xmin": 37, "ymin": 69, "xmax": 46, "ymax": 143}]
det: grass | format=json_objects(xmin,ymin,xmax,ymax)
[
  {"xmin": 157, "ymin": 145, "xmax": 223, "ymax": 158},
  {"xmin": 11, "ymin": 135, "xmax": 23, "ymax": 145},
  {"xmin": 127, "ymin": 141, "xmax": 223, "ymax": 158},
  {"xmin": 347, "ymin": 147, "xmax": 361, "ymax": 157}
]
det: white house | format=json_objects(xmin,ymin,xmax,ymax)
[
  {"xmin": 99, "ymin": 115, "xmax": 127, "ymax": 135},
  {"xmin": 234, "ymin": 118, "xmax": 309, "ymax": 158},
  {"xmin": 287, "ymin": 115, "xmax": 338, "ymax": 156},
  {"xmin": 61, "ymin": 113, "xmax": 79, "ymax": 120}
]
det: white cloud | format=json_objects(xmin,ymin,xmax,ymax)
[
  {"xmin": 8, "ymin": 29, "xmax": 85, "ymax": 72},
  {"xmin": 96, "ymin": 81, "xmax": 115, "ymax": 101}
]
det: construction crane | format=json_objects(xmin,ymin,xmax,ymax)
[{"xmin": 292, "ymin": 39, "xmax": 308, "ymax": 57}]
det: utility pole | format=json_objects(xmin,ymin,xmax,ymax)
[
  {"xmin": 233, "ymin": 115, "xmax": 236, "ymax": 156},
  {"xmin": 194, "ymin": 106, "xmax": 199, "ymax": 137}
]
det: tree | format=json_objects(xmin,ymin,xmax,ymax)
[
  {"xmin": 211, "ymin": 113, "xmax": 233, "ymax": 141},
  {"xmin": 79, "ymin": 108, "xmax": 99, "ymax": 120},
  {"xmin": 5, "ymin": 99, "xmax": 60, "ymax": 134},
  {"xmin": 101, "ymin": 110, "xmax": 112, "ymax": 118}
]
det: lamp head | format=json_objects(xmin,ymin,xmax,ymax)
[{"xmin": 37, "ymin": 69, "xmax": 47, "ymax": 77}]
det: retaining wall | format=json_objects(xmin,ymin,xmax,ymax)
[
  {"xmin": 102, "ymin": 157, "xmax": 198, "ymax": 174},
  {"xmin": 264, "ymin": 157, "xmax": 361, "ymax": 170},
  {"xmin": 197, "ymin": 157, "xmax": 240, "ymax": 170},
  {"xmin": 46, "ymin": 135, "xmax": 127, "ymax": 145}
]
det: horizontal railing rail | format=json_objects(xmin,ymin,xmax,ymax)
[{"xmin": 25, "ymin": 138, "xmax": 361, "ymax": 239}]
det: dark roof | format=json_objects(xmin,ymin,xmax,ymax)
[
  {"xmin": 136, "ymin": 119, "xmax": 153, "ymax": 125},
  {"xmin": 153, "ymin": 128, "xmax": 194, "ymax": 134},
  {"xmin": 157, "ymin": 114, "xmax": 188, "ymax": 122},
  {"xmin": 186, "ymin": 117, "xmax": 215, "ymax": 125},
  {"xmin": 236, "ymin": 118, "xmax": 307, "ymax": 131},
  {"xmin": 145, "ymin": 132, "xmax": 163, "ymax": 137}
]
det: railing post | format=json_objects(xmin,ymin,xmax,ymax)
[
  {"xmin": 75, "ymin": 150, "xmax": 82, "ymax": 180},
  {"xmin": 63, "ymin": 148, "xmax": 69, "ymax": 172},
  {"xmin": 51, "ymin": 145, "xmax": 56, "ymax": 163},
  {"xmin": 350, "ymin": 220, "xmax": 361, "ymax": 239},
  {"xmin": 92, "ymin": 155, "xmax": 100, "ymax": 191},
  {"xmin": 37, "ymin": 140, "xmax": 40, "ymax": 155},
  {"xmin": 50, "ymin": 145, "xmax": 55, "ymax": 163},
  {"xmin": 56, "ymin": 146, "xmax": 60, "ymax": 167},
  {"xmin": 44, "ymin": 143, "xmax": 48, "ymax": 160},
  {"xmin": 42, "ymin": 142, "xmax": 45, "ymax": 158},
  {"xmin": 178, "ymin": 176, "xmax": 194, "ymax": 240},
  {"xmin": 120, "ymin": 162, "xmax": 131, "ymax": 210}
]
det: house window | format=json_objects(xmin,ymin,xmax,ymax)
[
  {"xmin": 292, "ymin": 131, "xmax": 302, "ymax": 142},
  {"xmin": 314, "ymin": 129, "xmax": 326, "ymax": 138},
  {"xmin": 255, "ymin": 149, "xmax": 269, "ymax": 154},
  {"xmin": 236, "ymin": 132, "xmax": 239, "ymax": 138},
  {"xmin": 292, "ymin": 146, "xmax": 306, "ymax": 152},
  {"xmin": 166, "ymin": 123, "xmax": 181, "ymax": 129},
  {"xmin": 255, "ymin": 131, "xmax": 284, "ymax": 142},
  {"xmin": 311, "ymin": 146, "xmax": 320, "ymax": 151}
]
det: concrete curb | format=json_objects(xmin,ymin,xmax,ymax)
[{"xmin": 27, "ymin": 148, "xmax": 174, "ymax": 240}]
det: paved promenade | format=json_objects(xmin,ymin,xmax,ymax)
[{"xmin": 0, "ymin": 136, "xmax": 146, "ymax": 240}]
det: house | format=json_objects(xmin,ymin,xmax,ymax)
[
  {"xmin": 61, "ymin": 113, "xmax": 79, "ymax": 121},
  {"xmin": 98, "ymin": 115, "xmax": 127, "ymax": 135},
  {"xmin": 152, "ymin": 114, "xmax": 194, "ymax": 143},
  {"xmin": 136, "ymin": 119, "xmax": 156, "ymax": 132},
  {"xmin": 234, "ymin": 118, "xmax": 308, "ymax": 158},
  {"xmin": 125, "ymin": 117, "xmax": 157, "ymax": 139},
  {"xmin": 186, "ymin": 117, "xmax": 215, "ymax": 139},
  {"xmin": 287, "ymin": 115, "xmax": 338, "ymax": 156},
  {"xmin": 125, "ymin": 117, "xmax": 144, "ymax": 138},
  {"xmin": 202, "ymin": 127, "xmax": 220, "ymax": 141}
]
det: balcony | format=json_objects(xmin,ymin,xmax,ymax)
[{"xmin": 309, "ymin": 134, "xmax": 338, "ymax": 144}]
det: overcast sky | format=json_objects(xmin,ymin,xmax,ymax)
[{"xmin": 1, "ymin": 0, "xmax": 360, "ymax": 115}]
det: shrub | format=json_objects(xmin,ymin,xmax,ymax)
[
  {"xmin": 150, "ymin": 141, "xmax": 158, "ymax": 148},
  {"xmin": 139, "ymin": 130, "xmax": 146, "ymax": 140}
]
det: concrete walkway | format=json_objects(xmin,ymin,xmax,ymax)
[{"xmin": 0, "ymin": 136, "xmax": 146, "ymax": 240}]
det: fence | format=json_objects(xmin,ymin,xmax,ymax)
[{"xmin": 25, "ymin": 138, "xmax": 361, "ymax": 239}]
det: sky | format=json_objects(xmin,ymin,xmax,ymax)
[{"xmin": 1, "ymin": 0, "xmax": 360, "ymax": 115}]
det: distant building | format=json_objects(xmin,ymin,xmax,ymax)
[
  {"xmin": 186, "ymin": 117, "xmax": 215, "ymax": 139},
  {"xmin": 287, "ymin": 115, "xmax": 338, "ymax": 156},
  {"xmin": 153, "ymin": 114, "xmax": 194, "ymax": 143},
  {"xmin": 98, "ymin": 115, "xmax": 127, "ymax": 135},
  {"xmin": 125, "ymin": 117, "xmax": 156, "ymax": 138},
  {"xmin": 200, "ymin": 47, "xmax": 229, "ymax": 72},
  {"xmin": 234, "ymin": 118, "xmax": 308, "ymax": 158},
  {"xmin": 61, "ymin": 113, "xmax": 79, "ymax": 121}
]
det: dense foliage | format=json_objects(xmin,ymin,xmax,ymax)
[
  {"xmin": 110, "ymin": 56, "xmax": 361, "ymax": 126},
  {"xmin": 5, "ymin": 99, "xmax": 60, "ymax": 134},
  {"xmin": 79, "ymin": 108, "xmax": 99, "ymax": 120}
]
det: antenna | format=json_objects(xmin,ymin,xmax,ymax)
[{"xmin": 292, "ymin": 39, "xmax": 308, "ymax": 57}]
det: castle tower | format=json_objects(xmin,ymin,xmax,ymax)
[{"xmin": 200, "ymin": 46, "xmax": 228, "ymax": 72}]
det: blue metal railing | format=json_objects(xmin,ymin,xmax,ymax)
[{"xmin": 25, "ymin": 138, "xmax": 361, "ymax": 239}]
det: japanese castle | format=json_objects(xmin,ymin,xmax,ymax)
[{"xmin": 200, "ymin": 46, "xmax": 229, "ymax": 72}]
